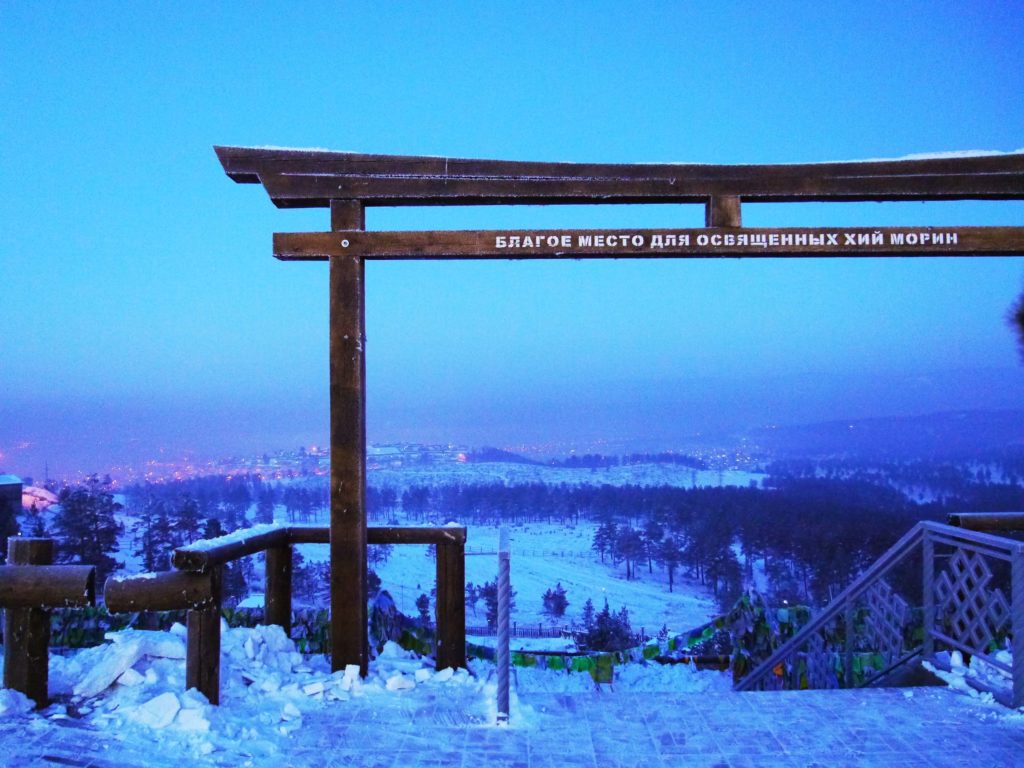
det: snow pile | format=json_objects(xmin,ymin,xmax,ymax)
[
  {"xmin": 14, "ymin": 624, "xmax": 484, "ymax": 759},
  {"xmin": 0, "ymin": 689, "xmax": 34, "ymax": 716},
  {"xmin": 923, "ymin": 648, "xmax": 1009, "ymax": 705}
]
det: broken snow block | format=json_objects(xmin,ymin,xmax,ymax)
[
  {"xmin": 132, "ymin": 692, "xmax": 181, "ymax": 730},
  {"xmin": 116, "ymin": 668, "xmax": 145, "ymax": 687},
  {"xmin": 302, "ymin": 681, "xmax": 326, "ymax": 696},
  {"xmin": 176, "ymin": 708, "xmax": 210, "ymax": 732},
  {"xmin": 343, "ymin": 664, "xmax": 361, "ymax": 682},
  {"xmin": 386, "ymin": 673, "xmax": 414, "ymax": 691},
  {"xmin": 0, "ymin": 689, "xmax": 34, "ymax": 716},
  {"xmin": 73, "ymin": 639, "xmax": 144, "ymax": 698}
]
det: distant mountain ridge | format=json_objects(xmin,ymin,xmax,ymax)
[{"xmin": 753, "ymin": 409, "xmax": 1024, "ymax": 459}]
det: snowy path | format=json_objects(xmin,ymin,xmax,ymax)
[{"xmin": 2, "ymin": 686, "xmax": 1023, "ymax": 767}]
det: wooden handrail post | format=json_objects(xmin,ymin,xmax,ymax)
[
  {"xmin": 186, "ymin": 566, "xmax": 223, "ymax": 705},
  {"xmin": 3, "ymin": 538, "xmax": 54, "ymax": 707},
  {"xmin": 265, "ymin": 543, "xmax": 292, "ymax": 636},
  {"xmin": 435, "ymin": 538, "xmax": 466, "ymax": 671}
]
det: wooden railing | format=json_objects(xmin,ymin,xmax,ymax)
[
  {"xmin": 104, "ymin": 523, "xmax": 466, "ymax": 705},
  {"xmin": 0, "ymin": 538, "xmax": 96, "ymax": 707},
  {"xmin": 735, "ymin": 521, "xmax": 1024, "ymax": 707}
]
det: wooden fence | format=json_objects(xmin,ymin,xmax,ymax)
[
  {"xmin": 0, "ymin": 539, "xmax": 96, "ymax": 707},
  {"xmin": 103, "ymin": 523, "xmax": 466, "ymax": 705}
]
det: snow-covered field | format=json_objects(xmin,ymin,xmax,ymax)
[
  {"xmin": 296, "ymin": 520, "xmax": 717, "ymax": 640},
  {"xmin": 244, "ymin": 459, "xmax": 732, "ymax": 640}
]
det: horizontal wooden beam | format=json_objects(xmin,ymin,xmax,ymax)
[
  {"xmin": 170, "ymin": 524, "xmax": 469, "ymax": 557},
  {"xmin": 369, "ymin": 526, "xmax": 468, "ymax": 546},
  {"xmin": 273, "ymin": 226, "xmax": 1024, "ymax": 261},
  {"xmin": 287, "ymin": 525, "xmax": 467, "ymax": 546},
  {"xmin": 104, "ymin": 570, "xmax": 216, "ymax": 612},
  {"xmin": 215, "ymin": 146, "xmax": 1024, "ymax": 207},
  {"xmin": 0, "ymin": 565, "xmax": 95, "ymax": 609},
  {"xmin": 173, "ymin": 526, "xmax": 291, "ymax": 572},
  {"xmin": 286, "ymin": 525, "xmax": 329, "ymax": 545},
  {"xmin": 947, "ymin": 512, "xmax": 1024, "ymax": 532}
]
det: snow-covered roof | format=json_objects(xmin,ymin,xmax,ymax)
[{"xmin": 0, "ymin": 474, "xmax": 22, "ymax": 486}]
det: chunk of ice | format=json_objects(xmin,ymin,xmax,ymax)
[
  {"xmin": 74, "ymin": 639, "xmax": 143, "ymax": 698},
  {"xmin": 131, "ymin": 692, "xmax": 181, "ymax": 730},
  {"xmin": 176, "ymin": 707, "xmax": 210, "ymax": 732},
  {"xmin": 116, "ymin": 668, "xmax": 144, "ymax": 687},
  {"xmin": 386, "ymin": 673, "xmax": 415, "ymax": 691}
]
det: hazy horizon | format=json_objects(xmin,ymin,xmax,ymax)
[{"xmin": 3, "ymin": 363, "xmax": 1022, "ymax": 481}]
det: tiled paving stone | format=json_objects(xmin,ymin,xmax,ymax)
[{"xmin": 2, "ymin": 686, "xmax": 1023, "ymax": 768}]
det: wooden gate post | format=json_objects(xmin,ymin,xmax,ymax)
[
  {"xmin": 4, "ymin": 538, "xmax": 54, "ymax": 707},
  {"xmin": 435, "ymin": 537, "xmax": 466, "ymax": 670},
  {"xmin": 329, "ymin": 199, "xmax": 368, "ymax": 675},
  {"xmin": 186, "ymin": 566, "xmax": 223, "ymax": 704}
]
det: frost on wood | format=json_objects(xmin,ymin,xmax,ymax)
[{"xmin": 181, "ymin": 524, "xmax": 283, "ymax": 553}]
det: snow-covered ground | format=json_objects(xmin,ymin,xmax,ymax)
[
  {"xmin": 0, "ymin": 624, "xmax": 492, "ymax": 756},
  {"xmin": 0, "ymin": 621, "xmax": 730, "ymax": 765},
  {"xmin": 296, "ymin": 520, "xmax": 717, "ymax": 639},
  {"xmin": 3, "ymin": 623, "xmax": 1023, "ymax": 768}
]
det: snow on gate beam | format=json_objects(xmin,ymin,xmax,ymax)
[{"xmin": 214, "ymin": 146, "xmax": 1024, "ymax": 207}]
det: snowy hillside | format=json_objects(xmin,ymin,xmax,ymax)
[{"xmin": 290, "ymin": 519, "xmax": 716, "ymax": 643}]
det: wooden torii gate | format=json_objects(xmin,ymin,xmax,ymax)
[{"xmin": 216, "ymin": 146, "xmax": 1024, "ymax": 672}]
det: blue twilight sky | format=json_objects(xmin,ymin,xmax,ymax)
[{"xmin": 1, "ymin": 2, "xmax": 1023, "ymax": 478}]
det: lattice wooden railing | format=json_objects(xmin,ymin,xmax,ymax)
[{"xmin": 734, "ymin": 521, "xmax": 1024, "ymax": 707}]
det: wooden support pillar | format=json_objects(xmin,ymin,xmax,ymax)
[
  {"xmin": 186, "ymin": 566, "xmax": 222, "ymax": 704},
  {"xmin": 329, "ymin": 199, "xmax": 368, "ymax": 675},
  {"xmin": 4, "ymin": 538, "xmax": 54, "ymax": 707},
  {"xmin": 265, "ymin": 544, "xmax": 292, "ymax": 635},
  {"xmin": 435, "ymin": 540, "xmax": 466, "ymax": 670},
  {"xmin": 705, "ymin": 195, "xmax": 742, "ymax": 227}
]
